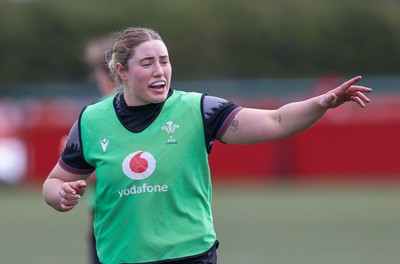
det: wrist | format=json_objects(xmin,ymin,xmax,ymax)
[{"xmin": 319, "ymin": 93, "xmax": 333, "ymax": 110}]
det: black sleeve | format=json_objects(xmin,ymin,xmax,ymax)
[
  {"xmin": 201, "ymin": 95, "xmax": 242, "ymax": 153},
  {"xmin": 59, "ymin": 119, "xmax": 95, "ymax": 175}
]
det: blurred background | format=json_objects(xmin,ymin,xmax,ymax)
[{"xmin": 0, "ymin": 0, "xmax": 399, "ymax": 263}]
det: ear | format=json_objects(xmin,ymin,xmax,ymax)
[{"xmin": 115, "ymin": 63, "xmax": 128, "ymax": 81}]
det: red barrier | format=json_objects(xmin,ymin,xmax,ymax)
[
  {"xmin": 208, "ymin": 96, "xmax": 400, "ymax": 182},
  {"xmin": 292, "ymin": 98, "xmax": 400, "ymax": 182},
  {"xmin": 22, "ymin": 99, "xmax": 87, "ymax": 183},
  {"xmin": 209, "ymin": 141, "xmax": 277, "ymax": 182},
  {"xmin": 0, "ymin": 101, "xmax": 28, "ymax": 184}
]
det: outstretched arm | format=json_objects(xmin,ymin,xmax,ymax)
[{"xmin": 221, "ymin": 76, "xmax": 372, "ymax": 144}]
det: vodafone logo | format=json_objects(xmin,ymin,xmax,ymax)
[{"xmin": 122, "ymin": 151, "xmax": 156, "ymax": 180}]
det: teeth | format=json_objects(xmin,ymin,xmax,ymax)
[{"xmin": 151, "ymin": 81, "xmax": 166, "ymax": 86}]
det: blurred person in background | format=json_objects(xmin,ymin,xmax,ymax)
[
  {"xmin": 85, "ymin": 36, "xmax": 117, "ymax": 100},
  {"xmin": 43, "ymin": 27, "xmax": 372, "ymax": 264},
  {"xmin": 84, "ymin": 35, "xmax": 116, "ymax": 264}
]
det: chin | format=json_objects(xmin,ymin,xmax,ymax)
[
  {"xmin": 150, "ymin": 89, "xmax": 169, "ymax": 103},
  {"xmin": 149, "ymin": 94, "xmax": 168, "ymax": 104}
]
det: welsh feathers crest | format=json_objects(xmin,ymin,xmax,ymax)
[{"xmin": 161, "ymin": 121, "xmax": 179, "ymax": 144}]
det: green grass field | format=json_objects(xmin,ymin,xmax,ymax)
[{"xmin": 1, "ymin": 182, "xmax": 400, "ymax": 264}]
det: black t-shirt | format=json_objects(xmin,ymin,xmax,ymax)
[{"xmin": 60, "ymin": 89, "xmax": 241, "ymax": 174}]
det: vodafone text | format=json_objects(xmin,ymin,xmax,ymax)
[{"xmin": 118, "ymin": 183, "xmax": 168, "ymax": 197}]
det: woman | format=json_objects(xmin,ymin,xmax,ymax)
[{"xmin": 43, "ymin": 27, "xmax": 372, "ymax": 264}]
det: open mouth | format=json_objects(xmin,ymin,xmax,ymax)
[{"xmin": 149, "ymin": 81, "xmax": 166, "ymax": 89}]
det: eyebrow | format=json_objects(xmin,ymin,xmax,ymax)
[{"xmin": 139, "ymin": 55, "xmax": 169, "ymax": 62}]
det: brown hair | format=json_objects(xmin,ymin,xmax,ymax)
[{"xmin": 107, "ymin": 27, "xmax": 163, "ymax": 85}]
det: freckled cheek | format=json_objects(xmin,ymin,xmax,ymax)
[
  {"xmin": 131, "ymin": 71, "xmax": 151, "ymax": 87},
  {"xmin": 164, "ymin": 67, "xmax": 172, "ymax": 83}
]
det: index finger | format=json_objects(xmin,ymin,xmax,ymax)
[{"xmin": 342, "ymin": 76, "xmax": 362, "ymax": 87}]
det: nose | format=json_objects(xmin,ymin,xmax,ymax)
[{"xmin": 152, "ymin": 62, "xmax": 164, "ymax": 76}]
